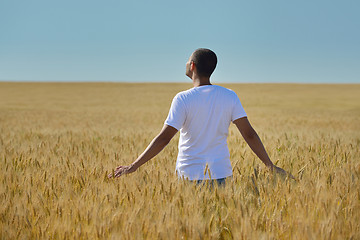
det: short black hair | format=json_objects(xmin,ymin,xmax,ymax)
[{"xmin": 191, "ymin": 48, "xmax": 217, "ymax": 77}]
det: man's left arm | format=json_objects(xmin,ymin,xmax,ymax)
[{"xmin": 109, "ymin": 124, "xmax": 178, "ymax": 178}]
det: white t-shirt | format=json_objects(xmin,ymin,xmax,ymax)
[{"xmin": 164, "ymin": 85, "xmax": 247, "ymax": 180}]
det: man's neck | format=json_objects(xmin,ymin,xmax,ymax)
[{"xmin": 192, "ymin": 76, "xmax": 212, "ymax": 87}]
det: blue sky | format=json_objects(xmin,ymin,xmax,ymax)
[{"xmin": 0, "ymin": 0, "xmax": 359, "ymax": 83}]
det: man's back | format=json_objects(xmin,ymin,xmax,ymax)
[{"xmin": 165, "ymin": 85, "xmax": 247, "ymax": 180}]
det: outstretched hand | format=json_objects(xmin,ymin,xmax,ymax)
[
  {"xmin": 272, "ymin": 165, "xmax": 295, "ymax": 180},
  {"xmin": 108, "ymin": 165, "xmax": 136, "ymax": 178}
]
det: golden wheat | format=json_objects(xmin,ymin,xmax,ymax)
[{"xmin": 0, "ymin": 82, "xmax": 359, "ymax": 239}]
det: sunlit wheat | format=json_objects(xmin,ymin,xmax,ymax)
[{"xmin": 0, "ymin": 83, "xmax": 359, "ymax": 239}]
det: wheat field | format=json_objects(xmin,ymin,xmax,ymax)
[{"xmin": 0, "ymin": 82, "xmax": 359, "ymax": 239}]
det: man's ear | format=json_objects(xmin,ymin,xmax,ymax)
[{"xmin": 190, "ymin": 61, "xmax": 195, "ymax": 71}]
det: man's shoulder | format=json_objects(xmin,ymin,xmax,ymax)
[
  {"xmin": 214, "ymin": 85, "xmax": 236, "ymax": 94},
  {"xmin": 210, "ymin": 85, "xmax": 239, "ymax": 100},
  {"xmin": 177, "ymin": 85, "xmax": 236, "ymax": 94},
  {"xmin": 174, "ymin": 88, "xmax": 196, "ymax": 99},
  {"xmin": 174, "ymin": 85, "xmax": 238, "ymax": 101}
]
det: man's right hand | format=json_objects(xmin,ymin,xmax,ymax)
[{"xmin": 108, "ymin": 164, "xmax": 137, "ymax": 178}]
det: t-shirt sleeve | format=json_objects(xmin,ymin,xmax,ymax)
[
  {"xmin": 231, "ymin": 93, "xmax": 247, "ymax": 122},
  {"xmin": 164, "ymin": 94, "xmax": 186, "ymax": 131}
]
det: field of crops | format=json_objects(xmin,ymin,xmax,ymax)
[{"xmin": 1, "ymin": 82, "xmax": 359, "ymax": 239}]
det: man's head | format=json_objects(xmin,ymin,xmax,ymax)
[{"xmin": 186, "ymin": 48, "xmax": 217, "ymax": 79}]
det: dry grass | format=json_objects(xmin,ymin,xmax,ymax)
[{"xmin": 0, "ymin": 82, "xmax": 359, "ymax": 239}]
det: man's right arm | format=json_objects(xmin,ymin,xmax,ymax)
[
  {"xmin": 233, "ymin": 117, "xmax": 274, "ymax": 168},
  {"xmin": 233, "ymin": 117, "xmax": 292, "ymax": 178}
]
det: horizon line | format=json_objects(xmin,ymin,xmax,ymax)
[{"xmin": 0, "ymin": 80, "xmax": 359, "ymax": 85}]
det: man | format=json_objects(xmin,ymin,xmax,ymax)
[{"xmin": 109, "ymin": 48, "xmax": 289, "ymax": 181}]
